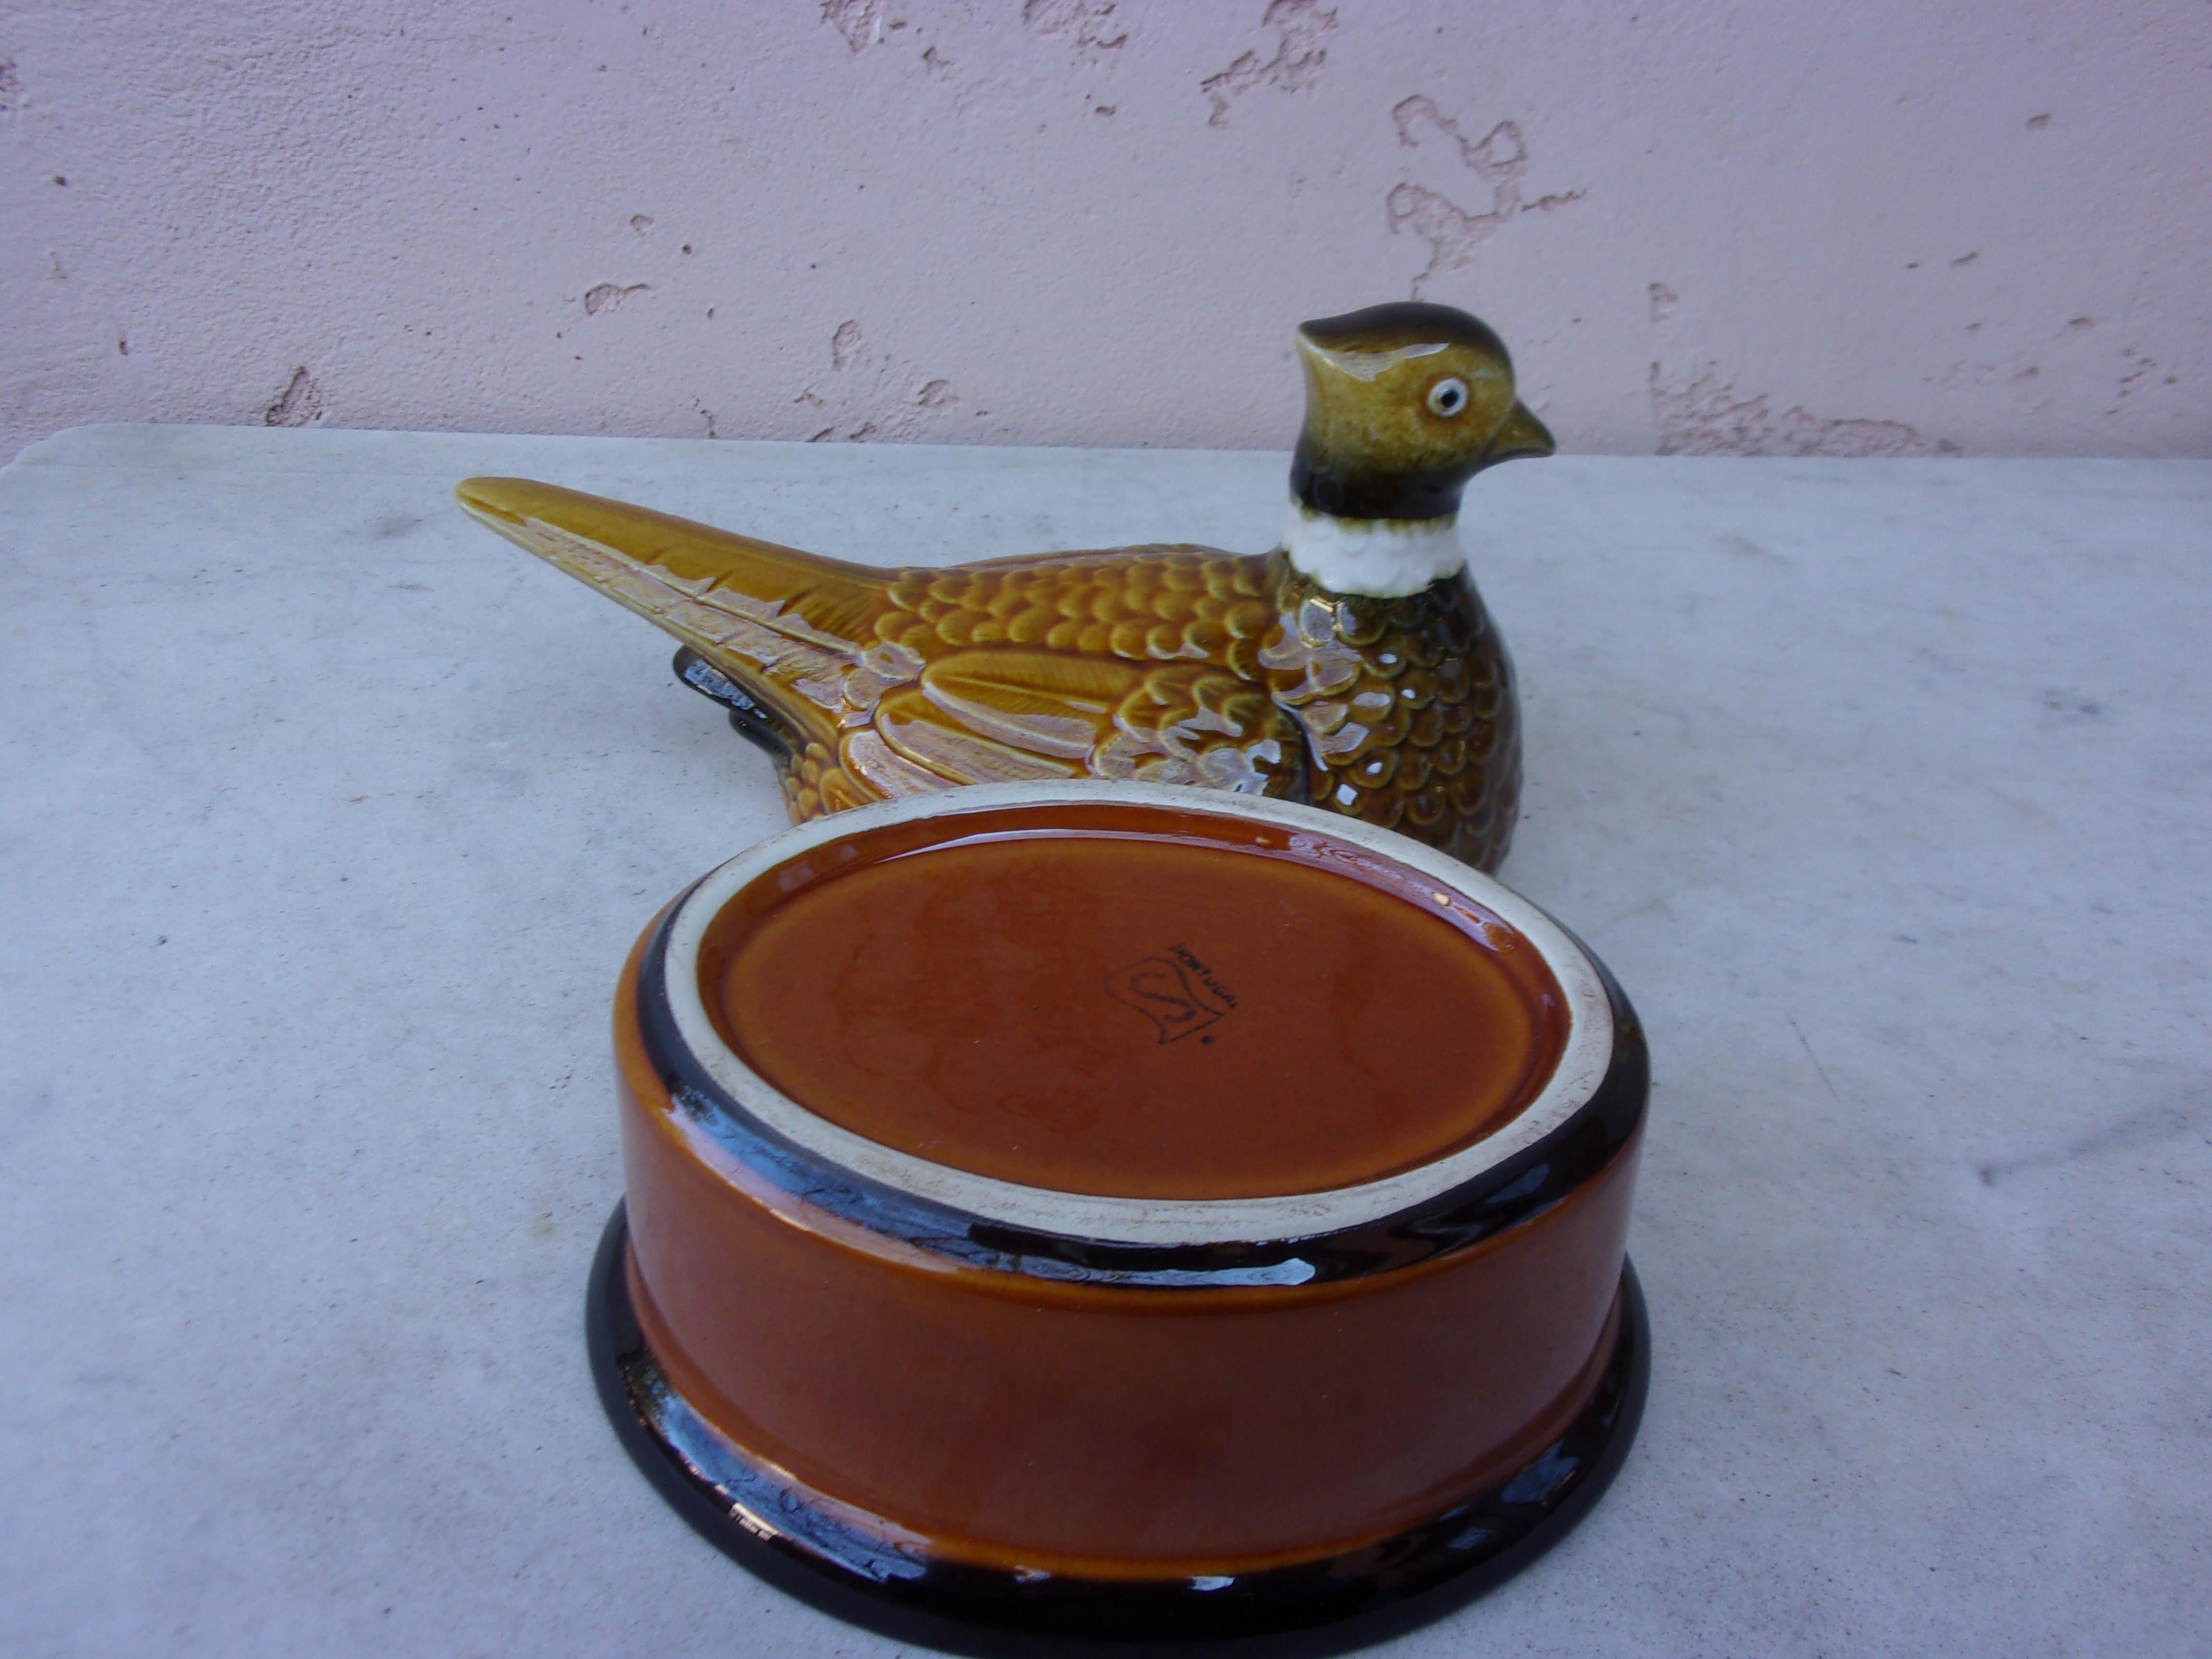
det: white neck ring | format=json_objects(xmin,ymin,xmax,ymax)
[{"xmin": 1282, "ymin": 499, "xmax": 1466, "ymax": 597}]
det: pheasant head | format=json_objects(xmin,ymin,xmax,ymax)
[{"xmin": 1285, "ymin": 303, "xmax": 1554, "ymax": 598}]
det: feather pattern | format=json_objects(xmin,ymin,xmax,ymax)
[{"xmin": 458, "ymin": 478, "xmax": 1518, "ymax": 871}]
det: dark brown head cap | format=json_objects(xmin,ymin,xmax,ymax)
[{"xmin": 1291, "ymin": 302, "xmax": 1554, "ymax": 520}]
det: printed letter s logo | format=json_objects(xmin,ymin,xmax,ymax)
[{"xmin": 1105, "ymin": 956, "xmax": 1231, "ymax": 1043}]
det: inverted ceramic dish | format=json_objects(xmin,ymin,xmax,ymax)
[{"xmin": 589, "ymin": 781, "xmax": 1648, "ymax": 1652}]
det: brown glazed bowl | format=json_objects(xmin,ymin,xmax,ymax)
[{"xmin": 588, "ymin": 781, "xmax": 1648, "ymax": 1654}]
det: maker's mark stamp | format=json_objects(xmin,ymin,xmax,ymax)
[{"xmin": 1105, "ymin": 946, "xmax": 1238, "ymax": 1045}]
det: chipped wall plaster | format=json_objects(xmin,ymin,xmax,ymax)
[{"xmin": 0, "ymin": 0, "xmax": 2205, "ymax": 464}]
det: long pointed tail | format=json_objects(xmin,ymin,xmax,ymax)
[{"xmin": 454, "ymin": 477, "xmax": 890, "ymax": 751}]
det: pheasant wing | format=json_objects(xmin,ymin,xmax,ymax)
[
  {"xmin": 864, "ymin": 650, "xmax": 1300, "ymax": 798},
  {"xmin": 868, "ymin": 545, "xmax": 1283, "ymax": 685}
]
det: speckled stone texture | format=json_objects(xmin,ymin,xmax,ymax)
[{"xmin": 1, "ymin": 426, "xmax": 2206, "ymax": 1656}]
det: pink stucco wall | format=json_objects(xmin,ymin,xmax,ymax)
[{"xmin": 3, "ymin": 1, "xmax": 2205, "ymax": 463}]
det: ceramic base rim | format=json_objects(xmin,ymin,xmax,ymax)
[
  {"xmin": 655, "ymin": 781, "xmax": 1618, "ymax": 1250},
  {"xmin": 585, "ymin": 1202, "xmax": 1650, "ymax": 1656}
]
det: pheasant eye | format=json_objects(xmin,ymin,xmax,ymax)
[{"xmin": 1427, "ymin": 377, "xmax": 1469, "ymax": 417}]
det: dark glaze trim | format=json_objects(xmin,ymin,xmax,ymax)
[
  {"xmin": 589, "ymin": 1204, "xmax": 1650, "ymax": 1654},
  {"xmin": 1299, "ymin": 301, "xmax": 1514, "ymax": 356},
  {"xmin": 672, "ymin": 646, "xmax": 801, "ymax": 765},
  {"xmin": 634, "ymin": 894, "xmax": 1646, "ymax": 1290},
  {"xmin": 1289, "ymin": 437, "xmax": 1479, "ymax": 523}
]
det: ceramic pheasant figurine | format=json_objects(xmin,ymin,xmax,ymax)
[{"xmin": 456, "ymin": 303, "xmax": 1552, "ymax": 871}]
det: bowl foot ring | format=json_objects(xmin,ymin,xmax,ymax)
[{"xmin": 587, "ymin": 1202, "xmax": 1649, "ymax": 1656}]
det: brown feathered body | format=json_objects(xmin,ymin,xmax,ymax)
[{"xmin": 459, "ymin": 482, "xmax": 1520, "ymax": 871}]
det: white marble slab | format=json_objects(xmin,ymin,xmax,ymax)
[{"xmin": 2, "ymin": 425, "xmax": 2206, "ymax": 1657}]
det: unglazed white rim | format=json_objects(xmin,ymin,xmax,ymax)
[{"xmin": 658, "ymin": 781, "xmax": 1614, "ymax": 1248}]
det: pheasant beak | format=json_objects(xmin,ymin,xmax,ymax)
[{"xmin": 1484, "ymin": 401, "xmax": 1555, "ymax": 464}]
